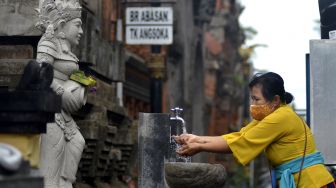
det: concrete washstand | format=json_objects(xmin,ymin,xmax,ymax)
[{"xmin": 138, "ymin": 108, "xmax": 227, "ymax": 188}]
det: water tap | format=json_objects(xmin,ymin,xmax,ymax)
[{"xmin": 170, "ymin": 107, "xmax": 187, "ymax": 135}]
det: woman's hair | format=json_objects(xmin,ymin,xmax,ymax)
[{"xmin": 248, "ymin": 72, "xmax": 294, "ymax": 104}]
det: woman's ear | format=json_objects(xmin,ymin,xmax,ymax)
[{"xmin": 273, "ymin": 95, "xmax": 281, "ymax": 106}]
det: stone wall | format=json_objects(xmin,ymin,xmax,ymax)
[{"xmin": 0, "ymin": 0, "xmax": 41, "ymax": 36}]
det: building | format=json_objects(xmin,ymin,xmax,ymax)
[{"xmin": 0, "ymin": 0, "xmax": 255, "ymax": 187}]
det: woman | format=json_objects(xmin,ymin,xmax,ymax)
[{"xmin": 174, "ymin": 72, "xmax": 335, "ymax": 188}]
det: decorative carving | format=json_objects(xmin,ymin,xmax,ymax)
[
  {"xmin": 36, "ymin": 1, "xmax": 89, "ymax": 187},
  {"xmin": 0, "ymin": 1, "xmax": 41, "ymax": 36},
  {"xmin": 36, "ymin": 0, "xmax": 82, "ymax": 33}
]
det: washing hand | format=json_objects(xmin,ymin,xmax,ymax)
[
  {"xmin": 173, "ymin": 134, "xmax": 203, "ymax": 145},
  {"xmin": 176, "ymin": 142, "xmax": 202, "ymax": 156},
  {"xmin": 173, "ymin": 134, "xmax": 206, "ymax": 157}
]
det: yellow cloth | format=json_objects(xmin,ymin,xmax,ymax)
[
  {"xmin": 0, "ymin": 134, "xmax": 40, "ymax": 168},
  {"xmin": 223, "ymin": 105, "xmax": 334, "ymax": 188}
]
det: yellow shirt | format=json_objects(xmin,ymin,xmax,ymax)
[{"xmin": 223, "ymin": 105, "xmax": 334, "ymax": 188}]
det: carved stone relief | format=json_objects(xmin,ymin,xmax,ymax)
[{"xmin": 0, "ymin": 0, "xmax": 41, "ymax": 36}]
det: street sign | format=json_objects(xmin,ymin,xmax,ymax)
[
  {"xmin": 126, "ymin": 26, "xmax": 172, "ymax": 45},
  {"xmin": 125, "ymin": 7, "xmax": 173, "ymax": 45},
  {"xmin": 126, "ymin": 7, "xmax": 173, "ymax": 25}
]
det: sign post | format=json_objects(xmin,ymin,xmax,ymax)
[{"xmin": 125, "ymin": 5, "xmax": 173, "ymax": 113}]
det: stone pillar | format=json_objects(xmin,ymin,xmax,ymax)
[
  {"xmin": 138, "ymin": 113, "xmax": 170, "ymax": 188},
  {"xmin": 310, "ymin": 40, "xmax": 336, "ymax": 164}
]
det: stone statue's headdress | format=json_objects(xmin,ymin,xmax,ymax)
[{"xmin": 36, "ymin": 0, "xmax": 82, "ymax": 32}]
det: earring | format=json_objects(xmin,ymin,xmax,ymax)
[{"xmin": 58, "ymin": 32, "xmax": 66, "ymax": 39}]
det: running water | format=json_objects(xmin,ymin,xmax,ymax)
[
  {"xmin": 170, "ymin": 136, "xmax": 191, "ymax": 162},
  {"xmin": 169, "ymin": 107, "xmax": 191, "ymax": 163}
]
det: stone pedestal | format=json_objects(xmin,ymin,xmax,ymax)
[{"xmin": 138, "ymin": 112, "xmax": 228, "ymax": 188}]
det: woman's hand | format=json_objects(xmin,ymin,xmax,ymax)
[
  {"xmin": 176, "ymin": 142, "xmax": 202, "ymax": 156},
  {"xmin": 175, "ymin": 135, "xmax": 232, "ymax": 155},
  {"xmin": 173, "ymin": 134, "xmax": 203, "ymax": 145}
]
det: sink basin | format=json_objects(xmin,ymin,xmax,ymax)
[{"xmin": 164, "ymin": 162, "xmax": 227, "ymax": 188}]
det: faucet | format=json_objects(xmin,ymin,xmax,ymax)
[{"xmin": 170, "ymin": 107, "xmax": 187, "ymax": 134}]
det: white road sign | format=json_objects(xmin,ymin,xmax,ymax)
[
  {"xmin": 125, "ymin": 7, "xmax": 173, "ymax": 45},
  {"xmin": 126, "ymin": 7, "xmax": 173, "ymax": 25},
  {"xmin": 126, "ymin": 26, "xmax": 173, "ymax": 45}
]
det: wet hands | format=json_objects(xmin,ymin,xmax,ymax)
[
  {"xmin": 173, "ymin": 134, "xmax": 202, "ymax": 144},
  {"xmin": 176, "ymin": 142, "xmax": 202, "ymax": 156},
  {"xmin": 173, "ymin": 134, "xmax": 204, "ymax": 156}
]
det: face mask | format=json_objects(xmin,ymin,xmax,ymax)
[{"xmin": 250, "ymin": 104, "xmax": 274, "ymax": 121}]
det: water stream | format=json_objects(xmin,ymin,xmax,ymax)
[
  {"xmin": 169, "ymin": 136, "xmax": 191, "ymax": 162},
  {"xmin": 168, "ymin": 107, "xmax": 191, "ymax": 163}
]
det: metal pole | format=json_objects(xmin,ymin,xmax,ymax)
[
  {"xmin": 149, "ymin": 1, "xmax": 163, "ymax": 113},
  {"xmin": 306, "ymin": 53, "xmax": 310, "ymax": 127},
  {"xmin": 150, "ymin": 75, "xmax": 162, "ymax": 113}
]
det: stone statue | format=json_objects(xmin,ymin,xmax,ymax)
[{"xmin": 35, "ymin": 1, "xmax": 94, "ymax": 187}]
